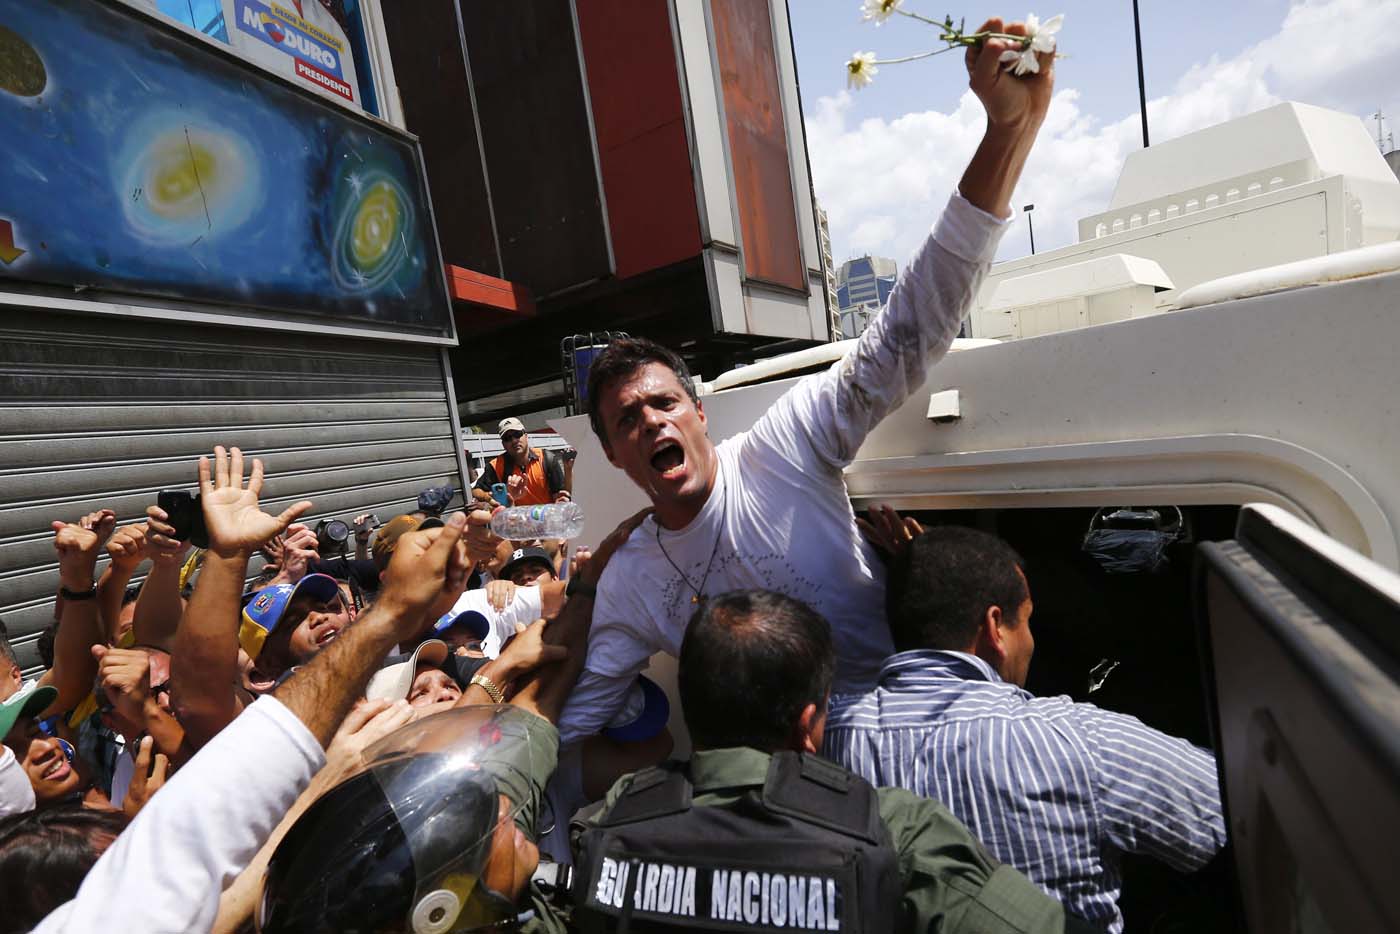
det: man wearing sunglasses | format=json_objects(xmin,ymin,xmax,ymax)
[
  {"xmin": 472, "ymin": 417, "xmax": 571, "ymax": 507},
  {"xmin": 91, "ymin": 644, "xmax": 182, "ymax": 810}
]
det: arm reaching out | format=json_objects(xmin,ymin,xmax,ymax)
[
  {"xmin": 38, "ymin": 510, "xmax": 115, "ymax": 718},
  {"xmin": 743, "ymin": 22, "xmax": 1051, "ymax": 474},
  {"xmin": 170, "ymin": 446, "xmax": 311, "ymax": 748}
]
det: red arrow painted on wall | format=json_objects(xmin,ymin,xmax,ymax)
[{"xmin": 0, "ymin": 220, "xmax": 25, "ymax": 265}]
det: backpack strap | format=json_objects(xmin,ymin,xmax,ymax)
[
  {"xmin": 762, "ymin": 752, "xmax": 884, "ymax": 845},
  {"xmin": 542, "ymin": 448, "xmax": 566, "ymax": 496},
  {"xmin": 597, "ymin": 763, "xmax": 693, "ymax": 827}
]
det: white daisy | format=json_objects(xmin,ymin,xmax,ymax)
[
  {"xmin": 860, "ymin": 0, "xmax": 903, "ymax": 25},
  {"xmin": 846, "ymin": 51, "xmax": 879, "ymax": 90}
]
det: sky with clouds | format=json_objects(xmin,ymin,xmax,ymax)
[{"xmin": 790, "ymin": 0, "xmax": 1400, "ymax": 264}]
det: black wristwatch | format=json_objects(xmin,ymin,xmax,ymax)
[
  {"xmin": 565, "ymin": 576, "xmax": 597, "ymax": 598},
  {"xmin": 60, "ymin": 585, "xmax": 98, "ymax": 601}
]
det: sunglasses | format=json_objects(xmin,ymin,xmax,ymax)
[{"xmin": 501, "ymin": 431, "xmax": 524, "ymax": 443}]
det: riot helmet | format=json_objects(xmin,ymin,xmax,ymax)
[{"xmin": 257, "ymin": 705, "xmax": 551, "ymax": 933}]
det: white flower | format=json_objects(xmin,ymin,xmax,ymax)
[
  {"xmin": 860, "ymin": 0, "xmax": 903, "ymax": 24},
  {"xmin": 999, "ymin": 46, "xmax": 1040, "ymax": 76},
  {"xmin": 1026, "ymin": 13, "xmax": 1063, "ymax": 53},
  {"xmin": 1000, "ymin": 11, "xmax": 1062, "ymax": 75},
  {"xmin": 846, "ymin": 51, "xmax": 879, "ymax": 90}
]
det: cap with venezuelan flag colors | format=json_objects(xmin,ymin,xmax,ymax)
[{"xmin": 240, "ymin": 573, "xmax": 341, "ymax": 659}]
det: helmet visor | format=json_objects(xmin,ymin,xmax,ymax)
[{"xmin": 258, "ymin": 706, "xmax": 551, "ymax": 934}]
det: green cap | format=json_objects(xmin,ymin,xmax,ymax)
[{"xmin": 0, "ymin": 681, "xmax": 59, "ymax": 740}]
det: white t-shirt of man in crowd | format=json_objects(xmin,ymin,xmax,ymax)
[
  {"xmin": 437, "ymin": 585, "xmax": 546, "ymax": 659},
  {"xmin": 557, "ymin": 195, "xmax": 1010, "ymax": 744}
]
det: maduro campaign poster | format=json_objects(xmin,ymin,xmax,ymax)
[{"xmin": 223, "ymin": 0, "xmax": 362, "ymax": 109}]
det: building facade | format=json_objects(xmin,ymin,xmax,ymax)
[
  {"xmin": 835, "ymin": 255, "xmax": 897, "ymax": 339},
  {"xmin": 815, "ymin": 202, "xmax": 839, "ymax": 341}
]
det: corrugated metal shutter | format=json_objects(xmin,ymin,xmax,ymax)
[{"xmin": 0, "ymin": 306, "xmax": 465, "ymax": 675}]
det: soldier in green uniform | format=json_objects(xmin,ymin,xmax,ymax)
[{"xmin": 259, "ymin": 587, "xmax": 1086, "ymax": 932}]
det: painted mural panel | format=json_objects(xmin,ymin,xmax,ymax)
[{"xmin": 0, "ymin": 0, "xmax": 452, "ymax": 338}]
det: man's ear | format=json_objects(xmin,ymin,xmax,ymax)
[
  {"xmin": 696, "ymin": 397, "xmax": 707, "ymax": 430},
  {"xmin": 601, "ymin": 438, "xmax": 619, "ymax": 469},
  {"xmin": 794, "ymin": 702, "xmax": 823, "ymax": 754},
  {"xmin": 975, "ymin": 604, "xmax": 1007, "ymax": 668}
]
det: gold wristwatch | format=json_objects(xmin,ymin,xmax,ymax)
[{"xmin": 470, "ymin": 673, "xmax": 505, "ymax": 704}]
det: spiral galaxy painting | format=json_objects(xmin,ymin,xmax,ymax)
[{"xmin": 0, "ymin": 0, "xmax": 451, "ymax": 337}]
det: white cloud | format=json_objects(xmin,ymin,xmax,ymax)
[{"xmin": 809, "ymin": 0, "xmax": 1400, "ymax": 265}]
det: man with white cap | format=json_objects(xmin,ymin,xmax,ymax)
[{"xmin": 472, "ymin": 417, "xmax": 570, "ymax": 506}]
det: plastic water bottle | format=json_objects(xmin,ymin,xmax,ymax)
[{"xmin": 490, "ymin": 502, "xmax": 585, "ymax": 540}]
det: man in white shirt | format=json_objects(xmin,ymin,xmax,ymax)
[{"xmin": 557, "ymin": 21, "xmax": 1055, "ymax": 743}]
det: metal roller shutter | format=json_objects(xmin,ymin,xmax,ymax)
[{"xmin": 0, "ymin": 306, "xmax": 465, "ymax": 675}]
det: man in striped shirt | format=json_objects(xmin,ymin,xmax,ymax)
[{"xmin": 823, "ymin": 526, "xmax": 1227, "ymax": 931}]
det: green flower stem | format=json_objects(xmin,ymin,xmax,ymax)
[
  {"xmin": 889, "ymin": 9, "xmax": 1032, "ymax": 49},
  {"xmin": 871, "ymin": 47, "xmax": 959, "ymax": 65},
  {"xmin": 894, "ymin": 8, "xmax": 954, "ymax": 27}
]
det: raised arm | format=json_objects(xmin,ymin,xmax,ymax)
[
  {"xmin": 34, "ymin": 516, "xmax": 474, "ymax": 934},
  {"xmin": 98, "ymin": 523, "xmax": 147, "ymax": 643},
  {"xmin": 168, "ymin": 447, "xmax": 311, "ymax": 748},
  {"xmin": 130, "ymin": 518, "xmax": 189, "ymax": 650},
  {"xmin": 744, "ymin": 22, "xmax": 1052, "ymax": 473},
  {"xmin": 38, "ymin": 510, "xmax": 116, "ymax": 718}
]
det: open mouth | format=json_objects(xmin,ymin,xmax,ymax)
[
  {"xmin": 650, "ymin": 440, "xmax": 685, "ymax": 478},
  {"xmin": 315, "ymin": 627, "xmax": 340, "ymax": 648},
  {"xmin": 42, "ymin": 759, "xmax": 70, "ymax": 781}
]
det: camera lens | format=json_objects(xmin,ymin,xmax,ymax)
[{"xmin": 324, "ymin": 520, "xmax": 350, "ymax": 543}]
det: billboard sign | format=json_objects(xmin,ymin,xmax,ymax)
[
  {"xmin": 226, "ymin": 0, "xmax": 360, "ymax": 107},
  {"xmin": 0, "ymin": 0, "xmax": 453, "ymax": 341}
]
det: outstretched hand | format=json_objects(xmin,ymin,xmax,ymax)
[
  {"xmin": 53, "ymin": 509, "xmax": 116, "ymax": 589},
  {"xmin": 965, "ymin": 18, "xmax": 1054, "ymax": 131},
  {"xmin": 857, "ymin": 504, "xmax": 925, "ymax": 564},
  {"xmin": 199, "ymin": 446, "xmax": 312, "ymax": 558},
  {"xmin": 496, "ymin": 619, "xmax": 569, "ymax": 682},
  {"xmin": 379, "ymin": 512, "xmax": 473, "ymax": 639}
]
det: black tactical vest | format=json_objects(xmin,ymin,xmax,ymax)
[{"xmin": 571, "ymin": 752, "xmax": 902, "ymax": 933}]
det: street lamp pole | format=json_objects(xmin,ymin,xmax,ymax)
[
  {"xmin": 1132, "ymin": 0, "xmax": 1150, "ymax": 147},
  {"xmin": 1023, "ymin": 203, "xmax": 1036, "ymax": 255}
]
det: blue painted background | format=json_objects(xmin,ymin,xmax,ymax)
[{"xmin": 0, "ymin": 0, "xmax": 450, "ymax": 335}]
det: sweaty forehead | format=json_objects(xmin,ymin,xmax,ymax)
[{"xmin": 603, "ymin": 363, "xmax": 688, "ymax": 409}]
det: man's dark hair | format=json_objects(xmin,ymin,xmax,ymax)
[
  {"xmin": 0, "ymin": 616, "xmax": 16, "ymax": 670},
  {"xmin": 678, "ymin": 590, "xmax": 835, "ymax": 752},
  {"xmin": 888, "ymin": 526, "xmax": 1029, "ymax": 653},
  {"xmin": 585, "ymin": 337, "xmax": 698, "ymax": 447},
  {"xmin": 36, "ymin": 623, "xmax": 56, "ymax": 671},
  {"xmin": 0, "ymin": 805, "xmax": 129, "ymax": 934}
]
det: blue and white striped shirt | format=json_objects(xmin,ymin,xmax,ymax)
[{"xmin": 823, "ymin": 650, "xmax": 1226, "ymax": 931}]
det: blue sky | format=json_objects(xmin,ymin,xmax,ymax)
[{"xmin": 789, "ymin": 0, "xmax": 1399, "ymax": 263}]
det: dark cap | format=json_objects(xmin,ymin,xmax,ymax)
[{"xmin": 499, "ymin": 545, "xmax": 554, "ymax": 581}]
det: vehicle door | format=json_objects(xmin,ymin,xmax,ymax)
[{"xmin": 1195, "ymin": 503, "xmax": 1400, "ymax": 933}]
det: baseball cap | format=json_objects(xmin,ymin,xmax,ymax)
[
  {"xmin": 0, "ymin": 680, "xmax": 59, "ymax": 741},
  {"xmin": 498, "ymin": 417, "xmax": 525, "ymax": 437},
  {"xmin": 366, "ymin": 639, "xmax": 450, "ymax": 702},
  {"xmin": 432, "ymin": 606, "xmax": 491, "ymax": 641},
  {"xmin": 371, "ymin": 513, "xmax": 446, "ymax": 571},
  {"xmin": 601, "ymin": 675, "xmax": 670, "ymax": 742},
  {"xmin": 239, "ymin": 573, "xmax": 341, "ymax": 659},
  {"xmin": 499, "ymin": 545, "xmax": 554, "ymax": 581}
]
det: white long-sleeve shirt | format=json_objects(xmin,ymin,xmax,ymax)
[
  {"xmin": 36, "ymin": 696, "xmax": 323, "ymax": 934},
  {"xmin": 557, "ymin": 195, "xmax": 1007, "ymax": 744}
]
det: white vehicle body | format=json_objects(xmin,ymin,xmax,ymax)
[{"xmin": 556, "ymin": 245, "xmax": 1400, "ymax": 570}]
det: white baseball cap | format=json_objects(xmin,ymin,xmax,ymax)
[{"xmin": 366, "ymin": 640, "xmax": 450, "ymax": 702}]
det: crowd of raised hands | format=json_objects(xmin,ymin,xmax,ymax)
[{"xmin": 0, "ymin": 445, "xmax": 649, "ymax": 932}]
